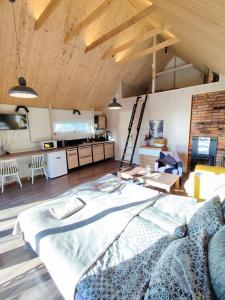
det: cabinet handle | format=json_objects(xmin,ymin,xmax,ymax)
[
  {"xmin": 80, "ymin": 155, "xmax": 92, "ymax": 159},
  {"xmin": 56, "ymin": 157, "xmax": 61, "ymax": 159}
]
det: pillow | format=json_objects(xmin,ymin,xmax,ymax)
[
  {"xmin": 153, "ymin": 194, "xmax": 197, "ymax": 221},
  {"xmin": 187, "ymin": 196, "xmax": 224, "ymax": 239},
  {"xmin": 208, "ymin": 225, "xmax": 225, "ymax": 300},
  {"xmin": 145, "ymin": 236, "xmax": 215, "ymax": 300},
  {"xmin": 139, "ymin": 207, "xmax": 187, "ymax": 238},
  {"xmin": 159, "ymin": 154, "xmax": 177, "ymax": 166}
]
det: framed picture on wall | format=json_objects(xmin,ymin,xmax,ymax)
[{"xmin": 149, "ymin": 120, "xmax": 164, "ymax": 139}]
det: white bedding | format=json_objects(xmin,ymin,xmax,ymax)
[{"xmin": 13, "ymin": 174, "xmax": 160, "ymax": 300}]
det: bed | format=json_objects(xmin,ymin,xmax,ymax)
[{"xmin": 13, "ymin": 174, "xmax": 225, "ymax": 300}]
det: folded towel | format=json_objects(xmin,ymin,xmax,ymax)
[
  {"xmin": 49, "ymin": 197, "xmax": 85, "ymax": 220},
  {"xmin": 97, "ymin": 180, "xmax": 125, "ymax": 193}
]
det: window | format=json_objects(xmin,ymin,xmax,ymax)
[{"xmin": 54, "ymin": 120, "xmax": 93, "ymax": 134}]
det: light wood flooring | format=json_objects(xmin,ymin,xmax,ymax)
[{"xmin": 0, "ymin": 160, "xmax": 120, "ymax": 300}]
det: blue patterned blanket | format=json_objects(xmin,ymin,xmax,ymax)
[{"xmin": 77, "ymin": 196, "xmax": 224, "ymax": 300}]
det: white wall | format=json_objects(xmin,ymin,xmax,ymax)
[
  {"xmin": 105, "ymin": 80, "xmax": 225, "ymax": 172},
  {"xmin": 156, "ymin": 57, "xmax": 204, "ymax": 92}
]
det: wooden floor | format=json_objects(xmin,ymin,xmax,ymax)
[{"xmin": 0, "ymin": 160, "xmax": 120, "ymax": 300}]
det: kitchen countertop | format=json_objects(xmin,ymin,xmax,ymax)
[{"xmin": 0, "ymin": 141, "xmax": 114, "ymax": 160}]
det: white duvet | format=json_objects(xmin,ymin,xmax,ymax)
[{"xmin": 13, "ymin": 174, "xmax": 160, "ymax": 300}]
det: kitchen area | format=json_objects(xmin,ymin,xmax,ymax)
[{"xmin": 0, "ymin": 107, "xmax": 115, "ymax": 181}]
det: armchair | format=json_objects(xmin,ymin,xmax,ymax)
[{"xmin": 154, "ymin": 151, "xmax": 183, "ymax": 177}]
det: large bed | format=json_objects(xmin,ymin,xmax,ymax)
[{"xmin": 13, "ymin": 174, "xmax": 225, "ymax": 300}]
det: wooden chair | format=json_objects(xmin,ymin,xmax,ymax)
[
  {"xmin": 28, "ymin": 154, "xmax": 48, "ymax": 184},
  {"xmin": 0, "ymin": 159, "xmax": 22, "ymax": 193}
]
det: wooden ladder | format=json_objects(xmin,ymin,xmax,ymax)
[{"xmin": 120, "ymin": 94, "xmax": 148, "ymax": 169}]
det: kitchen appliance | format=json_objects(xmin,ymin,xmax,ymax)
[
  {"xmin": 191, "ymin": 136, "xmax": 217, "ymax": 170},
  {"xmin": 41, "ymin": 140, "xmax": 57, "ymax": 150},
  {"xmin": 46, "ymin": 150, "xmax": 68, "ymax": 178},
  {"xmin": 105, "ymin": 130, "xmax": 113, "ymax": 141}
]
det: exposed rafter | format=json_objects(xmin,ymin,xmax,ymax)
[
  {"xmin": 117, "ymin": 38, "xmax": 179, "ymax": 64},
  {"xmin": 156, "ymin": 63, "xmax": 193, "ymax": 76},
  {"xmin": 34, "ymin": 0, "xmax": 63, "ymax": 30},
  {"xmin": 85, "ymin": 4, "xmax": 156, "ymax": 53},
  {"xmin": 64, "ymin": 0, "xmax": 116, "ymax": 43},
  {"xmin": 102, "ymin": 25, "xmax": 171, "ymax": 59}
]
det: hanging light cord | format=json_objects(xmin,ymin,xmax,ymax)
[{"xmin": 11, "ymin": 2, "xmax": 23, "ymax": 77}]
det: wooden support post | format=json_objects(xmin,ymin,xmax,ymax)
[{"xmin": 152, "ymin": 35, "xmax": 156, "ymax": 93}]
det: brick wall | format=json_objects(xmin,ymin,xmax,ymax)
[{"xmin": 189, "ymin": 90, "xmax": 225, "ymax": 167}]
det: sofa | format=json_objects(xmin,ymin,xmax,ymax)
[
  {"xmin": 155, "ymin": 151, "xmax": 183, "ymax": 177},
  {"xmin": 185, "ymin": 165, "xmax": 225, "ymax": 200}
]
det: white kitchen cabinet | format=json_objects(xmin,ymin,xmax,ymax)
[{"xmin": 28, "ymin": 108, "xmax": 52, "ymax": 142}]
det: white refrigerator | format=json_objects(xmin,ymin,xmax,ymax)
[{"xmin": 46, "ymin": 150, "xmax": 68, "ymax": 178}]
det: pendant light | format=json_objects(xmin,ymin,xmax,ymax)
[
  {"xmin": 108, "ymin": 97, "xmax": 122, "ymax": 110},
  {"xmin": 8, "ymin": 0, "xmax": 38, "ymax": 98},
  {"xmin": 108, "ymin": 60, "xmax": 121, "ymax": 110}
]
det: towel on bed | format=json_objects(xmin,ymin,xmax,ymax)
[{"xmin": 49, "ymin": 197, "xmax": 85, "ymax": 220}]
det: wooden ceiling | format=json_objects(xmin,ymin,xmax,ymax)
[{"xmin": 0, "ymin": 0, "xmax": 224, "ymax": 110}]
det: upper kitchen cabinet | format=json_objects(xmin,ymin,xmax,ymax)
[
  {"xmin": 94, "ymin": 115, "xmax": 106, "ymax": 130},
  {"xmin": 29, "ymin": 108, "xmax": 52, "ymax": 142}
]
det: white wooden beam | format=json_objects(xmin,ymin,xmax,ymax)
[
  {"xmin": 117, "ymin": 38, "xmax": 179, "ymax": 64},
  {"xmin": 85, "ymin": 4, "xmax": 156, "ymax": 53},
  {"xmin": 64, "ymin": 0, "xmax": 116, "ymax": 43},
  {"xmin": 156, "ymin": 63, "xmax": 193, "ymax": 76},
  {"xmin": 102, "ymin": 25, "xmax": 169, "ymax": 59},
  {"xmin": 152, "ymin": 35, "xmax": 156, "ymax": 93},
  {"xmin": 35, "ymin": 0, "xmax": 63, "ymax": 30}
]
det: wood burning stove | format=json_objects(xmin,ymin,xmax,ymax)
[{"xmin": 191, "ymin": 136, "xmax": 217, "ymax": 170}]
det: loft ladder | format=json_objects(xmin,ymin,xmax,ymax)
[{"xmin": 120, "ymin": 94, "xmax": 148, "ymax": 169}]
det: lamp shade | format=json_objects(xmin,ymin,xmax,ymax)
[
  {"xmin": 108, "ymin": 97, "xmax": 122, "ymax": 110},
  {"xmin": 8, "ymin": 77, "xmax": 38, "ymax": 98}
]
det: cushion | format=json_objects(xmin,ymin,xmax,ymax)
[
  {"xmin": 187, "ymin": 196, "xmax": 224, "ymax": 239},
  {"xmin": 139, "ymin": 207, "xmax": 187, "ymax": 238},
  {"xmin": 159, "ymin": 154, "xmax": 177, "ymax": 166},
  {"xmin": 208, "ymin": 225, "xmax": 225, "ymax": 300},
  {"xmin": 153, "ymin": 194, "xmax": 197, "ymax": 221},
  {"xmin": 145, "ymin": 236, "xmax": 216, "ymax": 299}
]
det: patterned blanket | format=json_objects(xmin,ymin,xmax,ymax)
[{"xmin": 77, "ymin": 196, "xmax": 224, "ymax": 300}]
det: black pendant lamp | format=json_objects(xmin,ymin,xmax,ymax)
[
  {"xmin": 108, "ymin": 97, "xmax": 122, "ymax": 110},
  {"xmin": 8, "ymin": 0, "xmax": 38, "ymax": 98},
  {"xmin": 107, "ymin": 61, "xmax": 121, "ymax": 110}
]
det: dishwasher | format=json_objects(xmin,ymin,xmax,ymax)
[{"xmin": 46, "ymin": 150, "xmax": 68, "ymax": 178}]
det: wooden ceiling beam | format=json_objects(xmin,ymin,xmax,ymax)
[
  {"xmin": 117, "ymin": 38, "xmax": 179, "ymax": 64},
  {"xmin": 102, "ymin": 24, "xmax": 170, "ymax": 59},
  {"xmin": 64, "ymin": 0, "xmax": 116, "ymax": 43},
  {"xmin": 35, "ymin": 0, "xmax": 63, "ymax": 30},
  {"xmin": 85, "ymin": 4, "xmax": 156, "ymax": 53}
]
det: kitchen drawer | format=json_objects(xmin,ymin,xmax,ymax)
[
  {"xmin": 93, "ymin": 144, "xmax": 104, "ymax": 162},
  {"xmin": 104, "ymin": 142, "xmax": 114, "ymax": 159},
  {"xmin": 67, "ymin": 154, "xmax": 78, "ymax": 169},
  {"xmin": 79, "ymin": 155, "xmax": 92, "ymax": 166},
  {"xmin": 78, "ymin": 146, "xmax": 92, "ymax": 158},
  {"xmin": 67, "ymin": 148, "xmax": 78, "ymax": 156}
]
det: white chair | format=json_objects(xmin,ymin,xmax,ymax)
[
  {"xmin": 28, "ymin": 154, "xmax": 48, "ymax": 184},
  {"xmin": 0, "ymin": 159, "xmax": 22, "ymax": 193}
]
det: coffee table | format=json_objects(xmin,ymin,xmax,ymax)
[{"xmin": 117, "ymin": 166, "xmax": 180, "ymax": 193}]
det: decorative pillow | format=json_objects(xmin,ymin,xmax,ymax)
[
  {"xmin": 153, "ymin": 194, "xmax": 197, "ymax": 221},
  {"xmin": 159, "ymin": 154, "xmax": 177, "ymax": 166},
  {"xmin": 208, "ymin": 225, "xmax": 225, "ymax": 300},
  {"xmin": 145, "ymin": 236, "xmax": 216, "ymax": 300},
  {"xmin": 139, "ymin": 207, "xmax": 187, "ymax": 238},
  {"xmin": 187, "ymin": 196, "xmax": 224, "ymax": 239}
]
